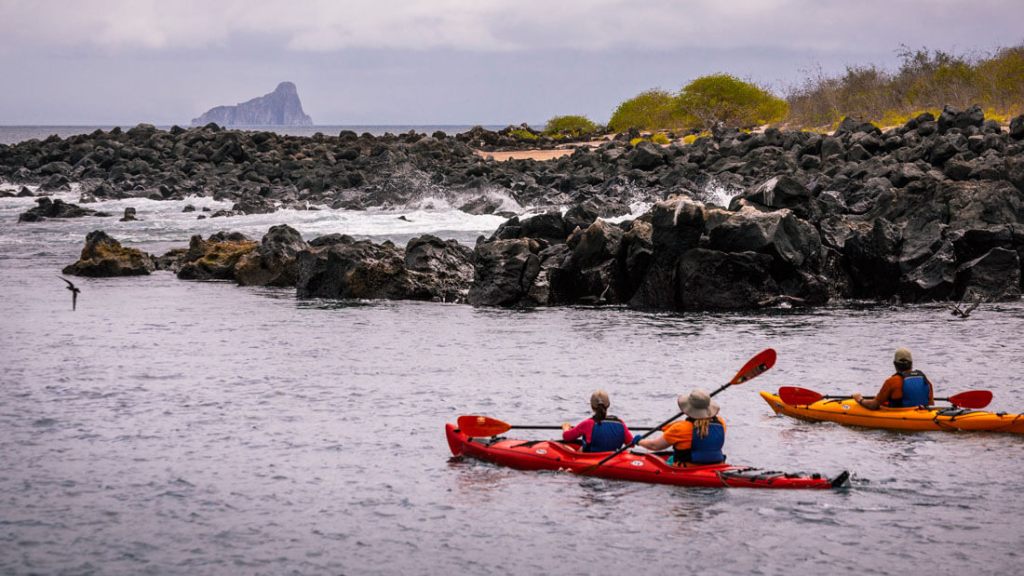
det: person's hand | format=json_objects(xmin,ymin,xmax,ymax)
[
  {"xmin": 561, "ymin": 422, "xmax": 571, "ymax": 431},
  {"xmin": 631, "ymin": 435, "xmax": 644, "ymax": 448},
  {"xmin": 852, "ymin": 393, "xmax": 863, "ymax": 402}
]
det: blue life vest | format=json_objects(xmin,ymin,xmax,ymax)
[
  {"xmin": 584, "ymin": 416, "xmax": 625, "ymax": 452},
  {"xmin": 893, "ymin": 370, "xmax": 930, "ymax": 407},
  {"xmin": 689, "ymin": 418, "xmax": 726, "ymax": 464}
]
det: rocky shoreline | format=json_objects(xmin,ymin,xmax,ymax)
[{"xmin": 5, "ymin": 105, "xmax": 1023, "ymax": 310}]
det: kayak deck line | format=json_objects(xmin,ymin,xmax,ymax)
[
  {"xmin": 760, "ymin": 391, "xmax": 1024, "ymax": 434},
  {"xmin": 446, "ymin": 423, "xmax": 849, "ymax": 490}
]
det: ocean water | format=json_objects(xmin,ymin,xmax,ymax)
[
  {"xmin": 2, "ymin": 185, "xmax": 1024, "ymax": 575},
  {"xmin": 0, "ymin": 125, "xmax": 509, "ymax": 146}
]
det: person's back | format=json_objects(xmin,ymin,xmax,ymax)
[
  {"xmin": 562, "ymin": 390, "xmax": 634, "ymax": 452},
  {"xmin": 854, "ymin": 347, "xmax": 935, "ymax": 410},
  {"xmin": 634, "ymin": 389, "xmax": 727, "ymax": 465}
]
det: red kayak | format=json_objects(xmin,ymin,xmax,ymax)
[{"xmin": 446, "ymin": 423, "xmax": 849, "ymax": 490}]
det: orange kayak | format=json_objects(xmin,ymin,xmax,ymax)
[{"xmin": 760, "ymin": 391, "xmax": 1024, "ymax": 434}]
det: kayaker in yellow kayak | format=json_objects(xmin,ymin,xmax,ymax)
[
  {"xmin": 852, "ymin": 347, "xmax": 935, "ymax": 409},
  {"xmin": 561, "ymin": 390, "xmax": 636, "ymax": 452},
  {"xmin": 634, "ymin": 389, "xmax": 727, "ymax": 465}
]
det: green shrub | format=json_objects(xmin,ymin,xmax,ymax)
[
  {"xmin": 608, "ymin": 89, "xmax": 681, "ymax": 132},
  {"xmin": 629, "ymin": 136, "xmax": 646, "ymax": 147},
  {"xmin": 543, "ymin": 115, "xmax": 598, "ymax": 138},
  {"xmin": 650, "ymin": 133, "xmax": 671, "ymax": 145},
  {"xmin": 675, "ymin": 74, "xmax": 788, "ymax": 130},
  {"xmin": 508, "ymin": 128, "xmax": 539, "ymax": 141}
]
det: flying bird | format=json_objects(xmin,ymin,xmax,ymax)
[
  {"xmin": 59, "ymin": 276, "xmax": 80, "ymax": 311},
  {"xmin": 948, "ymin": 289, "xmax": 984, "ymax": 319}
]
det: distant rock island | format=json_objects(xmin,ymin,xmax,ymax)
[{"xmin": 191, "ymin": 82, "xmax": 313, "ymax": 127}]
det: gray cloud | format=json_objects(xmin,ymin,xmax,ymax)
[{"xmin": 0, "ymin": 0, "xmax": 1021, "ymax": 124}]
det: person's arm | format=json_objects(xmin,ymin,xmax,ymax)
[
  {"xmin": 636, "ymin": 434, "xmax": 671, "ymax": 451},
  {"xmin": 562, "ymin": 419, "xmax": 593, "ymax": 442},
  {"xmin": 620, "ymin": 422, "xmax": 634, "ymax": 445},
  {"xmin": 639, "ymin": 422, "xmax": 689, "ymax": 451},
  {"xmin": 925, "ymin": 373, "xmax": 935, "ymax": 405},
  {"xmin": 854, "ymin": 377, "xmax": 898, "ymax": 410}
]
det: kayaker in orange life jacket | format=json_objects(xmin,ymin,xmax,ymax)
[
  {"xmin": 852, "ymin": 347, "xmax": 935, "ymax": 409},
  {"xmin": 633, "ymin": 389, "xmax": 726, "ymax": 465},
  {"xmin": 561, "ymin": 390, "xmax": 635, "ymax": 452}
]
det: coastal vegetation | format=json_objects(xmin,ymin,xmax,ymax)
[
  {"xmin": 606, "ymin": 44, "xmax": 1024, "ymax": 133},
  {"xmin": 608, "ymin": 89, "xmax": 679, "ymax": 132},
  {"xmin": 676, "ymin": 74, "xmax": 788, "ymax": 130},
  {"xmin": 543, "ymin": 115, "xmax": 599, "ymax": 138},
  {"xmin": 787, "ymin": 45, "xmax": 1024, "ymax": 128}
]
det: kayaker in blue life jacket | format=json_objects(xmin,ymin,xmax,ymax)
[
  {"xmin": 561, "ymin": 390, "xmax": 635, "ymax": 452},
  {"xmin": 853, "ymin": 347, "xmax": 935, "ymax": 409},
  {"xmin": 634, "ymin": 389, "xmax": 727, "ymax": 465}
]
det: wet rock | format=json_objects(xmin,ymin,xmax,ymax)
[
  {"xmin": 16, "ymin": 186, "xmax": 34, "ymax": 197},
  {"xmin": 549, "ymin": 219, "xmax": 626, "ymax": 304},
  {"xmin": 468, "ymin": 239, "xmax": 540, "ymax": 307},
  {"xmin": 843, "ymin": 218, "xmax": 902, "ymax": 298},
  {"xmin": 403, "ymin": 235, "xmax": 475, "ymax": 301},
  {"xmin": 177, "ymin": 232, "xmax": 258, "ymax": 280},
  {"xmin": 62, "ymin": 230, "xmax": 155, "ymax": 276},
  {"xmin": 677, "ymin": 249, "xmax": 778, "ymax": 310},
  {"xmin": 18, "ymin": 197, "xmax": 105, "ymax": 222},
  {"xmin": 629, "ymin": 197, "xmax": 705, "ymax": 309},
  {"xmin": 955, "ymin": 247, "xmax": 1021, "ymax": 300},
  {"xmin": 458, "ymin": 195, "xmax": 504, "ymax": 215},
  {"xmin": 235, "ymin": 224, "xmax": 309, "ymax": 287},
  {"xmin": 296, "ymin": 236, "xmax": 456, "ymax": 301},
  {"xmin": 709, "ymin": 207, "xmax": 822, "ymax": 270}
]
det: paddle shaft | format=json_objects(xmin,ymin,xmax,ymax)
[
  {"xmin": 819, "ymin": 394, "xmax": 958, "ymax": 403},
  {"xmin": 593, "ymin": 382, "xmax": 732, "ymax": 468},
  {"xmin": 512, "ymin": 425, "xmax": 655, "ymax": 431}
]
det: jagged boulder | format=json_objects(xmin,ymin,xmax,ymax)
[
  {"xmin": 18, "ymin": 197, "xmax": 107, "ymax": 222},
  {"xmin": 629, "ymin": 197, "xmax": 705, "ymax": 309},
  {"xmin": 901, "ymin": 240, "xmax": 956, "ymax": 301},
  {"xmin": 403, "ymin": 234, "xmax": 475, "ymax": 301},
  {"xmin": 843, "ymin": 218, "xmax": 903, "ymax": 298},
  {"xmin": 235, "ymin": 224, "xmax": 309, "ymax": 287},
  {"xmin": 709, "ymin": 207, "xmax": 822, "ymax": 271},
  {"xmin": 549, "ymin": 219, "xmax": 626, "ymax": 304},
  {"xmin": 296, "ymin": 236, "xmax": 461, "ymax": 301},
  {"xmin": 177, "ymin": 232, "xmax": 258, "ymax": 280},
  {"xmin": 955, "ymin": 247, "xmax": 1021, "ymax": 300},
  {"xmin": 734, "ymin": 175, "xmax": 814, "ymax": 219},
  {"xmin": 677, "ymin": 249, "xmax": 778, "ymax": 310},
  {"xmin": 468, "ymin": 239, "xmax": 541, "ymax": 307},
  {"xmin": 62, "ymin": 230, "xmax": 155, "ymax": 276}
]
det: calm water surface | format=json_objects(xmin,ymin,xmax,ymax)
[{"xmin": 1, "ymin": 189, "xmax": 1023, "ymax": 575}]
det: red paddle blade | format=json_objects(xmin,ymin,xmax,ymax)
[
  {"xmin": 730, "ymin": 348, "xmax": 777, "ymax": 385},
  {"xmin": 457, "ymin": 415, "xmax": 512, "ymax": 437},
  {"xmin": 778, "ymin": 386, "xmax": 824, "ymax": 405},
  {"xmin": 948, "ymin": 390, "xmax": 993, "ymax": 409}
]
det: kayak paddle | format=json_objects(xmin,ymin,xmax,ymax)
[
  {"xmin": 777, "ymin": 386, "xmax": 993, "ymax": 409},
  {"xmin": 456, "ymin": 415, "xmax": 654, "ymax": 437},
  {"xmin": 583, "ymin": 348, "xmax": 778, "ymax": 473}
]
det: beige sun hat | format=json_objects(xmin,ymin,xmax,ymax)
[
  {"xmin": 894, "ymin": 347, "xmax": 913, "ymax": 365},
  {"xmin": 677, "ymin": 388, "xmax": 720, "ymax": 419},
  {"xmin": 590, "ymin": 389, "xmax": 610, "ymax": 410}
]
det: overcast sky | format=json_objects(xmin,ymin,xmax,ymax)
[{"xmin": 0, "ymin": 0, "xmax": 1021, "ymax": 125}]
